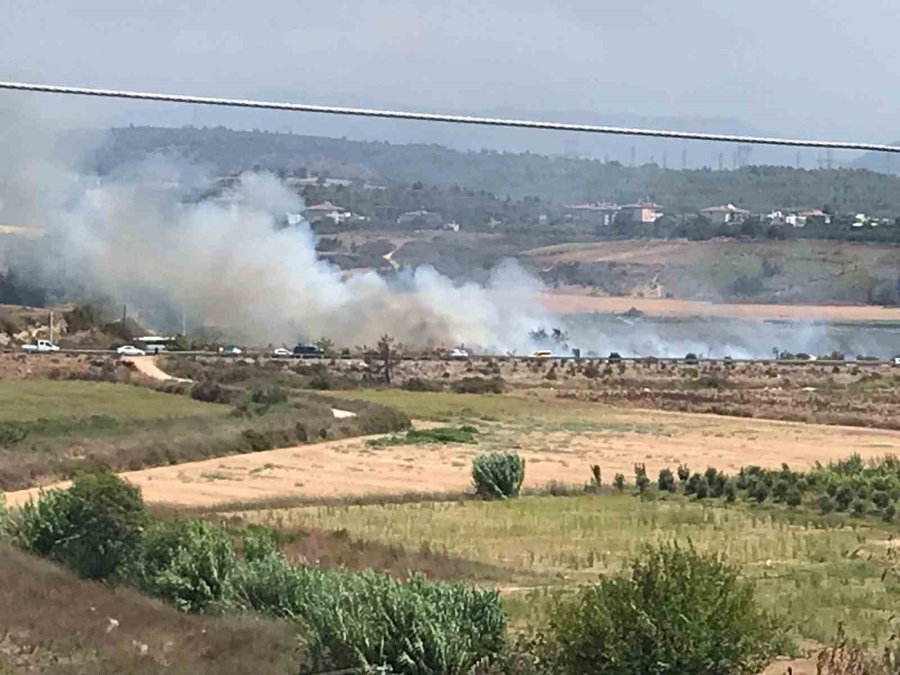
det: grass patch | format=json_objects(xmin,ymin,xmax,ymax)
[
  {"xmin": 239, "ymin": 494, "xmax": 900, "ymax": 646},
  {"xmin": 367, "ymin": 425, "xmax": 478, "ymax": 448},
  {"xmin": 0, "ymin": 381, "xmax": 224, "ymax": 422}
]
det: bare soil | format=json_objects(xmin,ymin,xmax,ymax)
[{"xmin": 10, "ymin": 408, "xmax": 896, "ymax": 510}]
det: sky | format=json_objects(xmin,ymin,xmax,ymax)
[{"xmin": 1, "ymin": 0, "xmax": 899, "ymax": 143}]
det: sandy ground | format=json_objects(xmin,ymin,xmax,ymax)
[
  {"xmin": 8, "ymin": 410, "xmax": 898, "ymax": 510},
  {"xmin": 541, "ymin": 292, "xmax": 900, "ymax": 321},
  {"xmin": 123, "ymin": 356, "xmax": 192, "ymax": 383}
]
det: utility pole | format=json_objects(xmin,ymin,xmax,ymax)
[
  {"xmin": 48, "ymin": 311, "xmax": 53, "ymax": 343},
  {"xmin": 681, "ymin": 147, "xmax": 687, "ymax": 170},
  {"xmin": 718, "ymin": 152, "xmax": 724, "ymax": 171},
  {"xmin": 121, "ymin": 304, "xmax": 127, "ymax": 332}
]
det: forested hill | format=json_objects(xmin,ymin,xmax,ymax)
[{"xmin": 90, "ymin": 126, "xmax": 900, "ymax": 215}]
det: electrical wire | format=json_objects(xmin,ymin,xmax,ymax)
[{"xmin": 1, "ymin": 79, "xmax": 898, "ymax": 154}]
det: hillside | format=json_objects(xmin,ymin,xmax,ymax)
[{"xmin": 90, "ymin": 126, "xmax": 900, "ymax": 215}]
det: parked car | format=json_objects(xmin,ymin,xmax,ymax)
[
  {"xmin": 892, "ymin": 356, "xmax": 900, "ymax": 367},
  {"xmin": 293, "ymin": 345, "xmax": 325, "ymax": 359},
  {"xmin": 221, "ymin": 346, "xmax": 243, "ymax": 357},
  {"xmin": 22, "ymin": 339, "xmax": 60, "ymax": 354},
  {"xmin": 449, "ymin": 348, "xmax": 470, "ymax": 359},
  {"xmin": 116, "ymin": 345, "xmax": 146, "ymax": 357},
  {"xmin": 272, "ymin": 347, "xmax": 293, "ymax": 358},
  {"xmin": 529, "ymin": 349, "xmax": 553, "ymax": 360}
]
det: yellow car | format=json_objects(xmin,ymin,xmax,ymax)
[{"xmin": 529, "ymin": 350, "xmax": 553, "ymax": 359}]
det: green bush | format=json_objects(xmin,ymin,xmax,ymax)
[
  {"xmin": 127, "ymin": 518, "xmax": 237, "ymax": 612},
  {"xmin": 231, "ymin": 556, "xmax": 506, "ymax": 674},
  {"xmin": 241, "ymin": 429, "xmax": 274, "ymax": 452},
  {"xmin": 369, "ymin": 426, "xmax": 477, "ymax": 448},
  {"xmin": 677, "ymin": 463, "xmax": 690, "ymax": 483},
  {"xmin": 12, "ymin": 468, "xmax": 147, "ymax": 580},
  {"xmin": 658, "ymin": 468, "xmax": 676, "ymax": 492},
  {"xmin": 818, "ymin": 494, "xmax": 836, "ymax": 514},
  {"xmin": 549, "ymin": 543, "xmax": 782, "ymax": 675},
  {"xmin": 473, "ymin": 452, "xmax": 525, "ymax": 500},
  {"xmin": 613, "ymin": 473, "xmax": 626, "ymax": 492}
]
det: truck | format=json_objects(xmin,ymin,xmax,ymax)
[{"xmin": 22, "ymin": 339, "xmax": 60, "ymax": 354}]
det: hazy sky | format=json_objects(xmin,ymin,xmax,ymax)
[{"xmin": 2, "ymin": 0, "xmax": 899, "ymax": 141}]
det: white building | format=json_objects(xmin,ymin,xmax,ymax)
[
  {"xmin": 700, "ymin": 204, "xmax": 750, "ymax": 225},
  {"xmin": 302, "ymin": 201, "xmax": 353, "ymax": 225},
  {"xmin": 616, "ymin": 202, "xmax": 662, "ymax": 225}
]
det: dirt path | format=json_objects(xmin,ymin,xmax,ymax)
[
  {"xmin": 124, "ymin": 356, "xmax": 192, "ymax": 383},
  {"xmin": 7, "ymin": 411, "xmax": 898, "ymax": 510},
  {"xmin": 541, "ymin": 292, "xmax": 900, "ymax": 321}
]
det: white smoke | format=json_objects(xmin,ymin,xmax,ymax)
[{"xmin": 0, "ymin": 102, "xmax": 549, "ymax": 350}]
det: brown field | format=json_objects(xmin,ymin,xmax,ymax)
[
  {"xmin": 541, "ymin": 291, "xmax": 900, "ymax": 321},
  {"xmin": 0, "ymin": 545, "xmax": 299, "ymax": 674},
  {"xmin": 10, "ymin": 392, "xmax": 897, "ymax": 510}
]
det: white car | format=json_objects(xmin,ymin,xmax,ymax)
[
  {"xmin": 116, "ymin": 345, "xmax": 146, "ymax": 357},
  {"xmin": 892, "ymin": 356, "xmax": 900, "ymax": 367},
  {"xmin": 272, "ymin": 347, "xmax": 292, "ymax": 358},
  {"xmin": 449, "ymin": 348, "xmax": 470, "ymax": 359},
  {"xmin": 221, "ymin": 346, "xmax": 243, "ymax": 357}
]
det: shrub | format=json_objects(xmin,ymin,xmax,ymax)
[
  {"xmin": 613, "ymin": 473, "xmax": 626, "ymax": 492},
  {"xmin": 190, "ymin": 379, "xmax": 232, "ymax": 404},
  {"xmin": 873, "ymin": 490, "xmax": 891, "ymax": 509},
  {"xmin": 359, "ymin": 406, "xmax": 412, "ymax": 434},
  {"xmin": 473, "ymin": 452, "xmax": 525, "ymax": 499},
  {"xmin": 451, "ymin": 376, "xmax": 505, "ymax": 394},
  {"xmin": 851, "ymin": 498, "xmax": 869, "ymax": 517},
  {"xmin": 785, "ymin": 487, "xmax": 802, "ymax": 507},
  {"xmin": 590, "ymin": 464, "xmax": 602, "ymax": 488},
  {"xmin": 127, "ymin": 518, "xmax": 238, "ymax": 612},
  {"xmin": 724, "ymin": 480, "xmax": 738, "ymax": 503},
  {"xmin": 818, "ymin": 494, "xmax": 836, "ymax": 514},
  {"xmin": 370, "ymin": 426, "xmax": 478, "ymax": 447},
  {"xmin": 752, "ymin": 483, "xmax": 769, "ymax": 503},
  {"xmin": 241, "ymin": 429, "xmax": 274, "ymax": 453},
  {"xmin": 835, "ymin": 485, "xmax": 854, "ymax": 511},
  {"xmin": 401, "ymin": 377, "xmax": 443, "ymax": 392},
  {"xmin": 677, "ymin": 463, "xmax": 690, "ymax": 483},
  {"xmin": 634, "ymin": 463, "xmax": 650, "ymax": 494},
  {"xmin": 883, "ymin": 502, "xmax": 897, "ymax": 523},
  {"xmin": 695, "ymin": 476, "xmax": 710, "ymax": 500},
  {"xmin": 250, "ymin": 386, "xmax": 288, "ymax": 406},
  {"xmin": 12, "ymin": 468, "xmax": 147, "ymax": 580},
  {"xmin": 657, "ymin": 467, "xmax": 677, "ymax": 493},
  {"xmin": 550, "ymin": 543, "xmax": 781, "ymax": 675},
  {"xmin": 232, "ymin": 557, "xmax": 506, "ymax": 674}
]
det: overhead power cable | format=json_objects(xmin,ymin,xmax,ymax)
[{"xmin": 1, "ymin": 79, "xmax": 898, "ymax": 154}]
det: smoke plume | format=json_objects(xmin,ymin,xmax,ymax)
[{"xmin": 0, "ymin": 100, "xmax": 548, "ymax": 351}]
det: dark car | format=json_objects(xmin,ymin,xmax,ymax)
[{"xmin": 293, "ymin": 345, "xmax": 325, "ymax": 359}]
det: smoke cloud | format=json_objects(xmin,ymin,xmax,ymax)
[{"xmin": 0, "ymin": 100, "xmax": 548, "ymax": 351}]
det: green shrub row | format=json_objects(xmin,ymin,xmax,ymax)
[{"xmin": 6, "ymin": 469, "xmax": 506, "ymax": 674}]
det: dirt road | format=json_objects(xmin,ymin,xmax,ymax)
[
  {"xmin": 8, "ymin": 410, "xmax": 897, "ymax": 510},
  {"xmin": 541, "ymin": 292, "xmax": 900, "ymax": 321},
  {"xmin": 124, "ymin": 356, "xmax": 192, "ymax": 383}
]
